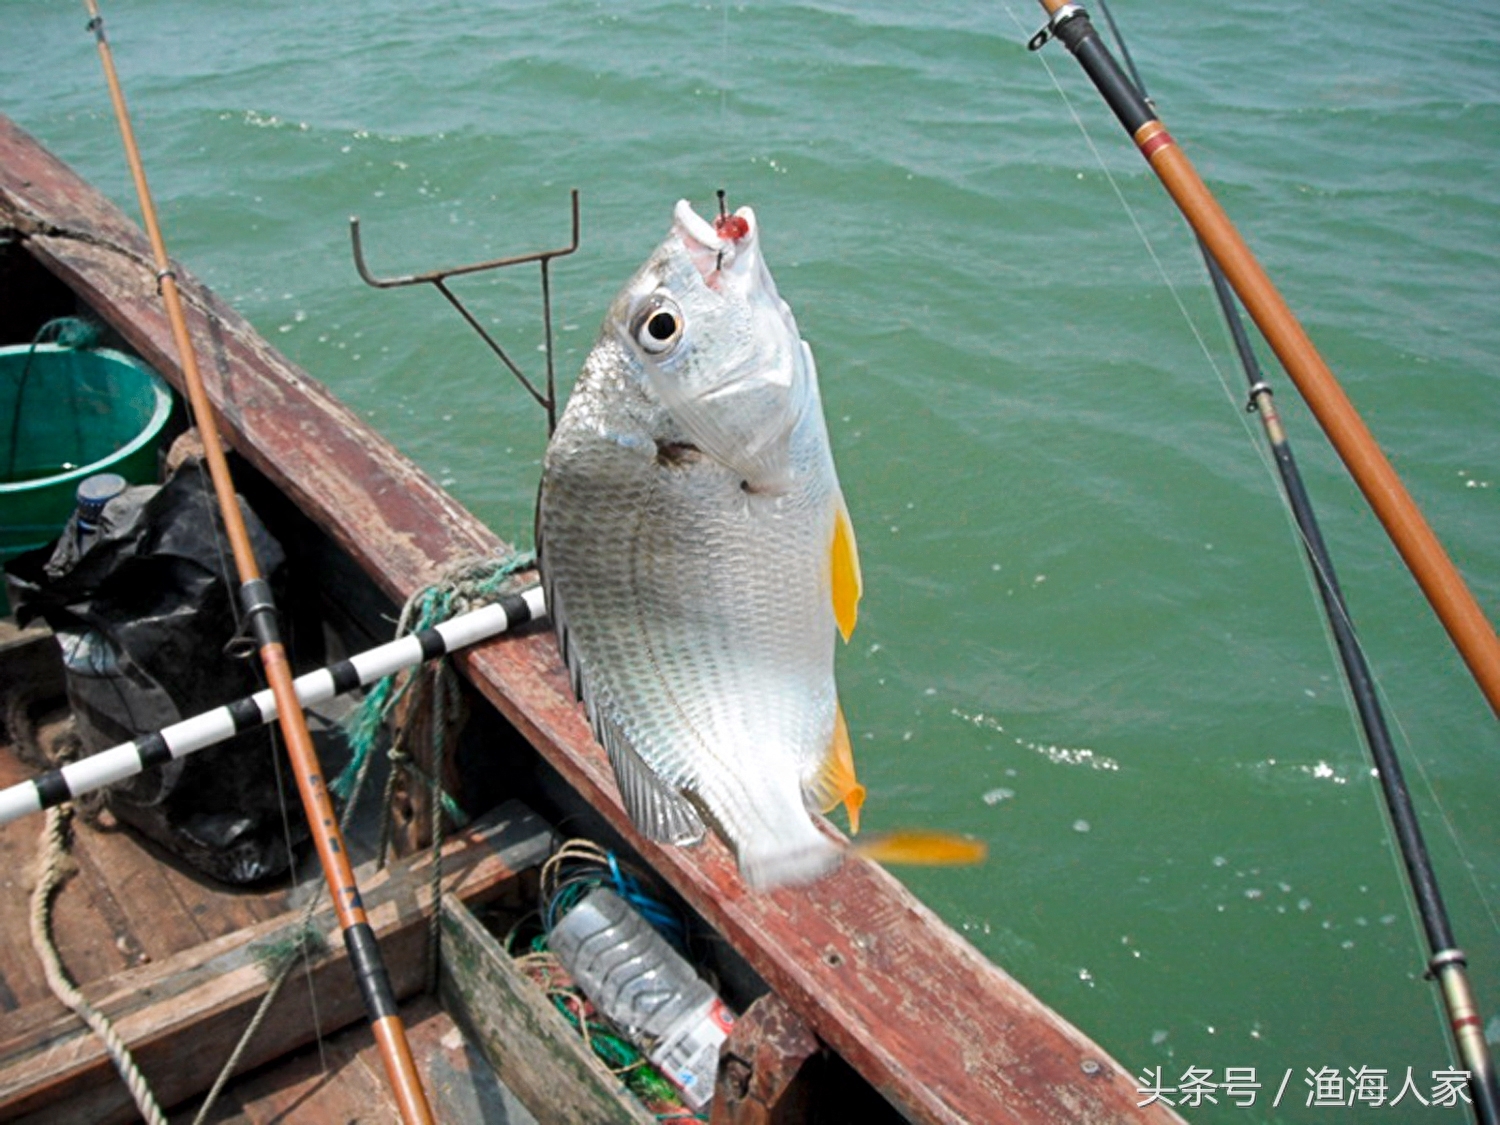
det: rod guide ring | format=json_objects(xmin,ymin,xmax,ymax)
[
  {"xmin": 1028, "ymin": 4, "xmax": 1086, "ymax": 51},
  {"xmin": 1245, "ymin": 380, "xmax": 1273, "ymax": 413},
  {"xmin": 1426, "ymin": 947, "xmax": 1468, "ymax": 978}
]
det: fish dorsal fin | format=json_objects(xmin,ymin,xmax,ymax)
[
  {"xmin": 808, "ymin": 703, "xmax": 865, "ymax": 835},
  {"xmin": 831, "ymin": 498, "xmax": 862, "ymax": 642}
]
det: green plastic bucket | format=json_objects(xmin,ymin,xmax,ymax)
[{"xmin": 1, "ymin": 343, "xmax": 173, "ymax": 613}]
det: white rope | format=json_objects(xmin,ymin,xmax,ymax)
[{"xmin": 29, "ymin": 804, "xmax": 169, "ymax": 1125}]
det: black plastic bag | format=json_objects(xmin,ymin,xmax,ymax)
[{"xmin": 7, "ymin": 461, "xmax": 307, "ymax": 884}]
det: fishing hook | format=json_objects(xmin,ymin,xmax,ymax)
[{"xmin": 715, "ymin": 187, "xmax": 729, "ymax": 271}]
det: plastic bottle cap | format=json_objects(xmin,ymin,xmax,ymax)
[{"xmin": 76, "ymin": 472, "xmax": 128, "ymax": 525}]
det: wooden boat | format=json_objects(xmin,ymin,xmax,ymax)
[{"xmin": 0, "ymin": 112, "xmax": 1181, "ymax": 1124}]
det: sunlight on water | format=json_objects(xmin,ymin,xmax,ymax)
[{"xmin": 954, "ymin": 706, "xmax": 1121, "ymax": 770}]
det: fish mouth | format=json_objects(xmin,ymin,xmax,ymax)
[{"xmin": 672, "ymin": 198, "xmax": 757, "ymax": 290}]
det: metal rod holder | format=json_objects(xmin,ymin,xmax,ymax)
[{"xmin": 350, "ymin": 189, "xmax": 581, "ymax": 434}]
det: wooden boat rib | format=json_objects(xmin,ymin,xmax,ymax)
[
  {"xmin": 0, "ymin": 112, "xmax": 1180, "ymax": 1124},
  {"xmin": 0, "ymin": 800, "xmax": 554, "ymax": 1123}
]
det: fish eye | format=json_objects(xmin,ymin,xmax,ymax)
[{"xmin": 633, "ymin": 298, "xmax": 683, "ymax": 355}]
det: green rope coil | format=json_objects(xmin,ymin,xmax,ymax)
[
  {"xmin": 334, "ymin": 550, "xmax": 535, "ymax": 805},
  {"xmin": 544, "ymin": 982, "xmax": 689, "ymax": 1109}
]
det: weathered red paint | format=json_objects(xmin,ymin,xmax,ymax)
[{"xmin": 712, "ymin": 992, "xmax": 820, "ymax": 1125}]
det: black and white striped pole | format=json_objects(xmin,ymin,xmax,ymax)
[{"xmin": 0, "ymin": 586, "xmax": 545, "ymax": 826}]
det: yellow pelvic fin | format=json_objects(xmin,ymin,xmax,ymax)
[
  {"xmin": 830, "ymin": 500, "xmax": 862, "ymax": 642},
  {"xmin": 813, "ymin": 704, "xmax": 865, "ymax": 835},
  {"xmin": 853, "ymin": 831, "xmax": 988, "ymax": 868}
]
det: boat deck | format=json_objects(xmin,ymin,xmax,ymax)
[
  {"xmin": 179, "ymin": 995, "xmax": 537, "ymax": 1125},
  {"xmin": 0, "ymin": 621, "xmax": 540, "ymax": 1125},
  {"xmin": 0, "ymin": 698, "xmax": 295, "ymax": 1009}
]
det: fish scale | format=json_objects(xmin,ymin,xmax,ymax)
[{"xmin": 538, "ymin": 199, "xmax": 861, "ymax": 889}]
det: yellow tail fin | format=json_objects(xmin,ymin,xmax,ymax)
[
  {"xmin": 813, "ymin": 705, "xmax": 865, "ymax": 834},
  {"xmin": 853, "ymin": 831, "xmax": 988, "ymax": 868}
]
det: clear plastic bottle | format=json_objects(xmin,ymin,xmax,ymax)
[{"xmin": 549, "ymin": 886, "xmax": 734, "ymax": 1110}]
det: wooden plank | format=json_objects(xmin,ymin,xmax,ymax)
[
  {"xmin": 0, "ymin": 800, "xmax": 553, "ymax": 1125},
  {"xmin": 35, "ymin": 814, "xmax": 151, "ymax": 984},
  {"xmin": 177, "ymin": 995, "xmax": 536, "ymax": 1125},
  {"xmin": 181, "ymin": 1005, "xmax": 403, "ymax": 1125},
  {"xmin": 400, "ymin": 995, "xmax": 543, "ymax": 1125},
  {"xmin": 0, "ymin": 764, "xmax": 291, "ymax": 1014},
  {"xmin": 98, "ymin": 816, "xmax": 286, "ymax": 943},
  {"xmin": 0, "ymin": 737, "xmax": 135, "ymax": 1012},
  {"xmin": 0, "ymin": 813, "xmax": 90, "ymax": 1015},
  {"xmin": 712, "ymin": 993, "xmax": 821, "ymax": 1125},
  {"xmin": 70, "ymin": 817, "xmax": 220, "ymax": 958},
  {"xmin": 439, "ymin": 894, "xmax": 655, "ymax": 1125},
  {"xmin": 0, "ymin": 113, "xmax": 1183, "ymax": 1125}
]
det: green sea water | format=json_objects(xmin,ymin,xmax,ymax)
[{"xmin": 7, "ymin": 2, "xmax": 1498, "ymax": 1120}]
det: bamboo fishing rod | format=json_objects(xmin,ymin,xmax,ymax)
[
  {"xmin": 1031, "ymin": 4, "xmax": 1500, "ymax": 1119},
  {"xmin": 1028, "ymin": 0, "xmax": 1500, "ymax": 722},
  {"xmin": 81, "ymin": 4, "xmax": 435, "ymax": 1121}
]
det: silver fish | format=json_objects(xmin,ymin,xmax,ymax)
[{"xmin": 537, "ymin": 198, "xmax": 864, "ymax": 889}]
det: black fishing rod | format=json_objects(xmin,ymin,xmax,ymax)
[{"xmin": 1031, "ymin": 2, "xmax": 1499, "ymax": 1118}]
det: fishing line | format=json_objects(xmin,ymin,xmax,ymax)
[
  {"xmin": 1008, "ymin": 0, "xmax": 1347, "ymax": 677},
  {"xmin": 1016, "ymin": 4, "xmax": 1500, "ymax": 1108},
  {"xmin": 1005, "ymin": 0, "xmax": 1443, "ymax": 765},
  {"xmin": 998, "ymin": 3, "xmax": 1271, "ymax": 454},
  {"xmin": 1083, "ymin": 0, "xmax": 1500, "ymax": 956},
  {"xmin": 1003, "ymin": 0, "xmax": 1470, "ymax": 823},
  {"xmin": 1373, "ymin": 673, "xmax": 1500, "ymax": 940},
  {"xmin": 719, "ymin": 0, "xmax": 731, "ymax": 126},
  {"xmin": 191, "ymin": 436, "xmax": 337, "ymax": 1073},
  {"xmin": 83, "ymin": 4, "xmax": 435, "ymax": 1112},
  {"xmin": 998, "ymin": 0, "xmax": 1366, "ymax": 704},
  {"xmin": 1010, "ymin": 0, "xmax": 1497, "ymax": 946},
  {"xmin": 193, "ymin": 440, "xmax": 336, "ymax": 1083},
  {"xmin": 264, "ymin": 716, "xmax": 333, "ymax": 1081}
]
